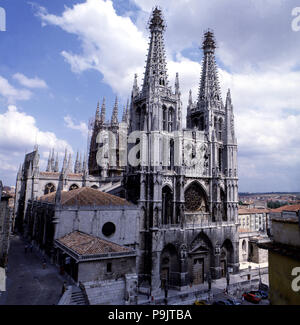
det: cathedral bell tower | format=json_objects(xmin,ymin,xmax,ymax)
[{"xmin": 125, "ymin": 7, "xmax": 183, "ymax": 291}]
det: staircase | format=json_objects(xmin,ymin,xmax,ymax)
[{"xmin": 69, "ymin": 286, "xmax": 89, "ymax": 305}]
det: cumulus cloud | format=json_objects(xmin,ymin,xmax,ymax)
[
  {"xmin": 37, "ymin": 0, "xmax": 147, "ymax": 96},
  {"xmin": 64, "ymin": 115, "xmax": 88, "ymax": 137},
  {"xmin": 13, "ymin": 73, "xmax": 48, "ymax": 89},
  {"xmin": 0, "ymin": 105, "xmax": 73, "ymax": 184},
  {"xmin": 0, "ymin": 105, "xmax": 72, "ymax": 152},
  {"xmin": 0, "ymin": 76, "xmax": 32, "ymax": 104},
  {"xmin": 35, "ymin": 0, "xmax": 300, "ymax": 191}
]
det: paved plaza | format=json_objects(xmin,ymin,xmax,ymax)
[{"xmin": 0, "ymin": 235, "xmax": 70, "ymax": 305}]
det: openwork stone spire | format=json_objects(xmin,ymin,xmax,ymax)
[
  {"xmin": 198, "ymin": 30, "xmax": 223, "ymax": 111},
  {"xmin": 111, "ymin": 96, "xmax": 119, "ymax": 125},
  {"xmin": 100, "ymin": 97, "xmax": 106, "ymax": 124},
  {"xmin": 95, "ymin": 101, "xmax": 100, "ymax": 124},
  {"xmin": 142, "ymin": 7, "xmax": 168, "ymax": 93}
]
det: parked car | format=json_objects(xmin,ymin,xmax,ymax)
[
  {"xmin": 226, "ymin": 298, "xmax": 242, "ymax": 305},
  {"xmin": 254, "ymin": 290, "xmax": 268, "ymax": 299},
  {"xmin": 242, "ymin": 291, "xmax": 262, "ymax": 304},
  {"xmin": 194, "ymin": 300, "xmax": 208, "ymax": 305},
  {"xmin": 212, "ymin": 299, "xmax": 231, "ymax": 305}
]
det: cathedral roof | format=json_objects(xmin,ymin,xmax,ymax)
[
  {"xmin": 38, "ymin": 187, "xmax": 132, "ymax": 207},
  {"xmin": 56, "ymin": 231, "xmax": 133, "ymax": 256}
]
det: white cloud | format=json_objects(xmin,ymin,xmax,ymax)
[
  {"xmin": 0, "ymin": 105, "xmax": 72, "ymax": 152},
  {"xmin": 0, "ymin": 76, "xmax": 32, "ymax": 104},
  {"xmin": 37, "ymin": 0, "xmax": 147, "ymax": 96},
  {"xmin": 13, "ymin": 73, "xmax": 48, "ymax": 89},
  {"xmin": 0, "ymin": 105, "xmax": 73, "ymax": 185},
  {"xmin": 64, "ymin": 115, "xmax": 88, "ymax": 137}
]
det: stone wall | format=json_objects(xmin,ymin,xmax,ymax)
[
  {"xmin": 55, "ymin": 206, "xmax": 140, "ymax": 249},
  {"xmin": 83, "ymin": 273, "xmax": 138, "ymax": 305},
  {"xmin": 0, "ymin": 196, "xmax": 11, "ymax": 267},
  {"xmin": 78, "ymin": 256, "xmax": 136, "ymax": 283}
]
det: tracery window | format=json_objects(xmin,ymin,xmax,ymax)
[
  {"xmin": 69, "ymin": 184, "xmax": 79, "ymax": 191},
  {"xmin": 184, "ymin": 183, "xmax": 208, "ymax": 212},
  {"xmin": 44, "ymin": 183, "xmax": 55, "ymax": 195}
]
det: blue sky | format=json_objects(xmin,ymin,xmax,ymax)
[{"xmin": 0, "ymin": 0, "xmax": 300, "ymax": 192}]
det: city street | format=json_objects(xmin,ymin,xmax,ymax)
[{"xmin": 0, "ymin": 235, "xmax": 68, "ymax": 305}]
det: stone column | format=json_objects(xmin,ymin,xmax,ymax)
[{"xmin": 212, "ymin": 244, "xmax": 222, "ymax": 279}]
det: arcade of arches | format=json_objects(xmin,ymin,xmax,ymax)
[{"xmin": 159, "ymin": 236, "xmax": 235, "ymax": 286}]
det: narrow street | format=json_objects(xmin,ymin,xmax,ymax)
[{"xmin": 0, "ymin": 235, "xmax": 68, "ymax": 305}]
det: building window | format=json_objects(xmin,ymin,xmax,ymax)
[
  {"xmin": 107, "ymin": 262, "xmax": 112, "ymax": 273},
  {"xmin": 102, "ymin": 222, "xmax": 116, "ymax": 237},
  {"xmin": 163, "ymin": 107, "xmax": 167, "ymax": 131},
  {"xmin": 218, "ymin": 148, "xmax": 222, "ymax": 171},
  {"xmin": 69, "ymin": 184, "xmax": 79, "ymax": 191},
  {"xmin": 44, "ymin": 183, "xmax": 55, "ymax": 195},
  {"xmin": 168, "ymin": 108, "xmax": 173, "ymax": 132}
]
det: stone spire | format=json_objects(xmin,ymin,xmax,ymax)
[
  {"xmin": 67, "ymin": 154, "xmax": 72, "ymax": 174},
  {"xmin": 74, "ymin": 151, "xmax": 80, "ymax": 174},
  {"xmin": 198, "ymin": 30, "xmax": 223, "ymax": 111},
  {"xmin": 95, "ymin": 101, "xmax": 100, "ymax": 124},
  {"xmin": 111, "ymin": 96, "xmax": 119, "ymax": 125},
  {"xmin": 188, "ymin": 89, "xmax": 193, "ymax": 106},
  {"xmin": 132, "ymin": 74, "xmax": 139, "ymax": 97},
  {"xmin": 100, "ymin": 97, "xmax": 106, "ymax": 124},
  {"xmin": 142, "ymin": 7, "xmax": 168, "ymax": 93},
  {"xmin": 50, "ymin": 149, "xmax": 55, "ymax": 171},
  {"xmin": 122, "ymin": 105, "xmax": 126, "ymax": 122},
  {"xmin": 54, "ymin": 153, "xmax": 59, "ymax": 172},
  {"xmin": 79, "ymin": 153, "xmax": 82, "ymax": 174},
  {"xmin": 46, "ymin": 150, "xmax": 51, "ymax": 172},
  {"xmin": 175, "ymin": 72, "xmax": 180, "ymax": 95},
  {"xmin": 82, "ymin": 153, "xmax": 88, "ymax": 174},
  {"xmin": 225, "ymin": 88, "xmax": 235, "ymax": 143},
  {"xmin": 125, "ymin": 99, "xmax": 130, "ymax": 124},
  {"xmin": 62, "ymin": 149, "xmax": 68, "ymax": 172}
]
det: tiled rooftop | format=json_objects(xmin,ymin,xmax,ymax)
[
  {"xmin": 38, "ymin": 186, "xmax": 132, "ymax": 207},
  {"xmin": 57, "ymin": 231, "xmax": 132, "ymax": 255},
  {"xmin": 270, "ymin": 204, "xmax": 300, "ymax": 213}
]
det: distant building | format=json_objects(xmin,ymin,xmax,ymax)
[
  {"xmin": 0, "ymin": 181, "xmax": 12, "ymax": 268},
  {"xmin": 238, "ymin": 208, "xmax": 270, "ymax": 265},
  {"xmin": 259, "ymin": 205, "xmax": 300, "ymax": 304}
]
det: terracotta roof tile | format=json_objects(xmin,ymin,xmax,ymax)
[
  {"xmin": 270, "ymin": 204, "xmax": 300, "ymax": 213},
  {"xmin": 58, "ymin": 231, "xmax": 132, "ymax": 255},
  {"xmin": 38, "ymin": 186, "xmax": 132, "ymax": 207}
]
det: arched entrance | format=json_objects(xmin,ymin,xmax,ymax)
[
  {"xmin": 220, "ymin": 239, "xmax": 234, "ymax": 277},
  {"xmin": 190, "ymin": 232, "xmax": 213, "ymax": 284},
  {"xmin": 160, "ymin": 244, "xmax": 180, "ymax": 286}
]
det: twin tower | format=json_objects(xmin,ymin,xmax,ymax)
[{"xmin": 89, "ymin": 7, "xmax": 239, "ymax": 289}]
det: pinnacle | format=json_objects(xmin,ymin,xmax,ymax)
[{"xmin": 149, "ymin": 7, "xmax": 165, "ymax": 32}]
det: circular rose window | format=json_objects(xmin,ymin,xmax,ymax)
[{"xmin": 102, "ymin": 222, "xmax": 116, "ymax": 237}]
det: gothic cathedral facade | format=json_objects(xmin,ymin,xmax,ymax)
[{"xmin": 124, "ymin": 8, "xmax": 239, "ymax": 291}]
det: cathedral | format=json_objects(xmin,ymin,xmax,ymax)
[{"xmin": 15, "ymin": 7, "xmax": 239, "ymax": 294}]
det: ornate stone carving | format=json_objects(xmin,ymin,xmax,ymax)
[{"xmin": 184, "ymin": 183, "xmax": 208, "ymax": 212}]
